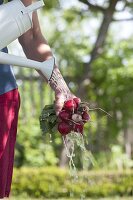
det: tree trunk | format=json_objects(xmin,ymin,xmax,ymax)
[
  {"xmin": 77, "ymin": 0, "xmax": 119, "ymax": 97},
  {"xmin": 124, "ymin": 121, "xmax": 133, "ymax": 159}
]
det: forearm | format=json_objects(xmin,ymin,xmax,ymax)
[
  {"xmin": 18, "ymin": 13, "xmax": 53, "ymax": 61},
  {"xmin": 18, "ymin": 13, "xmax": 69, "ymax": 91},
  {"xmin": 19, "ymin": 1, "xmax": 70, "ymax": 95},
  {"xmin": 19, "ymin": 35, "xmax": 52, "ymax": 61}
]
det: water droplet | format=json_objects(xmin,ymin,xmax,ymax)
[{"xmin": 49, "ymin": 133, "xmax": 52, "ymax": 143}]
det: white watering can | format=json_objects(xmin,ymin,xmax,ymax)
[{"xmin": 0, "ymin": 0, "xmax": 55, "ymax": 80}]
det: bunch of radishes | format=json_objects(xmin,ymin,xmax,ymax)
[{"xmin": 58, "ymin": 98, "xmax": 90, "ymax": 136}]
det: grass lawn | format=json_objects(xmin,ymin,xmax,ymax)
[{"xmin": 10, "ymin": 197, "xmax": 133, "ymax": 200}]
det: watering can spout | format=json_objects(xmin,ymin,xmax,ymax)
[
  {"xmin": 0, "ymin": 52, "xmax": 55, "ymax": 81},
  {"xmin": 24, "ymin": 1, "xmax": 44, "ymax": 15}
]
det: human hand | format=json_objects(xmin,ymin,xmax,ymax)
[{"xmin": 54, "ymin": 88, "xmax": 76, "ymax": 116}]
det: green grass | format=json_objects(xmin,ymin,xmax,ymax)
[
  {"xmin": 10, "ymin": 197, "xmax": 133, "ymax": 200},
  {"xmin": 12, "ymin": 168, "xmax": 133, "ymax": 199}
]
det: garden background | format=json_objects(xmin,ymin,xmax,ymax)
[{"xmin": 8, "ymin": 0, "xmax": 133, "ymax": 199}]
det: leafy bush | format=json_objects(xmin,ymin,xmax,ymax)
[{"xmin": 12, "ymin": 167, "xmax": 133, "ymax": 198}]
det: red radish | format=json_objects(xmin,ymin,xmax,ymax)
[
  {"xmin": 82, "ymin": 112, "xmax": 90, "ymax": 122},
  {"xmin": 58, "ymin": 122, "xmax": 72, "ymax": 135},
  {"xmin": 59, "ymin": 110, "xmax": 71, "ymax": 121},
  {"xmin": 64, "ymin": 99, "xmax": 77, "ymax": 112},
  {"xmin": 73, "ymin": 97, "xmax": 81, "ymax": 105},
  {"xmin": 72, "ymin": 114, "xmax": 82, "ymax": 122},
  {"xmin": 73, "ymin": 124, "xmax": 83, "ymax": 134}
]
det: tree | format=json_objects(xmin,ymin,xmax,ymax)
[{"xmin": 77, "ymin": 0, "xmax": 133, "ymax": 95}]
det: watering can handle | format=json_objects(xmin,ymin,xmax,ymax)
[{"xmin": 23, "ymin": 0, "xmax": 45, "ymax": 14}]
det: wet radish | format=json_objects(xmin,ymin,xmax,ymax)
[
  {"xmin": 72, "ymin": 113, "xmax": 82, "ymax": 122},
  {"xmin": 58, "ymin": 122, "xmax": 72, "ymax": 135},
  {"xmin": 73, "ymin": 97, "xmax": 81, "ymax": 105},
  {"xmin": 64, "ymin": 99, "xmax": 77, "ymax": 112},
  {"xmin": 59, "ymin": 110, "xmax": 71, "ymax": 121},
  {"xmin": 73, "ymin": 124, "xmax": 83, "ymax": 134}
]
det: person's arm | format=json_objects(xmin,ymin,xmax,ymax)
[
  {"xmin": 19, "ymin": 0, "xmax": 75, "ymax": 115},
  {"xmin": 18, "ymin": 1, "xmax": 52, "ymax": 61}
]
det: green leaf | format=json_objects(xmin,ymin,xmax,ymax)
[
  {"xmin": 49, "ymin": 115, "xmax": 57, "ymax": 123},
  {"xmin": 40, "ymin": 120, "xmax": 50, "ymax": 134}
]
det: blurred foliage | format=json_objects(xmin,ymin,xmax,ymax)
[
  {"xmin": 42, "ymin": 0, "xmax": 60, "ymax": 10},
  {"xmin": 94, "ymin": 145, "xmax": 133, "ymax": 170},
  {"xmin": 14, "ymin": 0, "xmax": 133, "ymax": 170},
  {"xmin": 12, "ymin": 167, "xmax": 133, "ymax": 198},
  {"xmin": 15, "ymin": 82, "xmax": 60, "ymax": 167}
]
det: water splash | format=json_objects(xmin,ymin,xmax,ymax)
[
  {"xmin": 62, "ymin": 135, "xmax": 78, "ymax": 181},
  {"xmin": 62, "ymin": 131, "xmax": 90, "ymax": 199},
  {"xmin": 62, "ymin": 131, "xmax": 87, "ymax": 182},
  {"xmin": 49, "ymin": 133, "xmax": 52, "ymax": 143}
]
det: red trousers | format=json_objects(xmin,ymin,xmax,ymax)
[{"xmin": 0, "ymin": 89, "xmax": 20, "ymax": 198}]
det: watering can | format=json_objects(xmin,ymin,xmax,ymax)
[{"xmin": 0, "ymin": 0, "xmax": 55, "ymax": 80}]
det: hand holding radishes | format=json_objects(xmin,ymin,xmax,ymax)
[
  {"xmin": 39, "ymin": 97, "xmax": 91, "ymax": 136},
  {"xmin": 57, "ymin": 98, "xmax": 90, "ymax": 135},
  {"xmin": 54, "ymin": 90, "xmax": 76, "ymax": 116},
  {"xmin": 39, "ymin": 98, "xmax": 111, "ymax": 176},
  {"xmin": 39, "ymin": 94, "xmax": 111, "ymax": 179}
]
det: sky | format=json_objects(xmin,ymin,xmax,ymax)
[
  {"xmin": 9, "ymin": 0, "xmax": 133, "ymax": 57},
  {"xmin": 59, "ymin": 0, "xmax": 133, "ymax": 40}
]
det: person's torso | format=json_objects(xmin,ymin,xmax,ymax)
[{"xmin": 0, "ymin": 0, "xmax": 18, "ymax": 95}]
